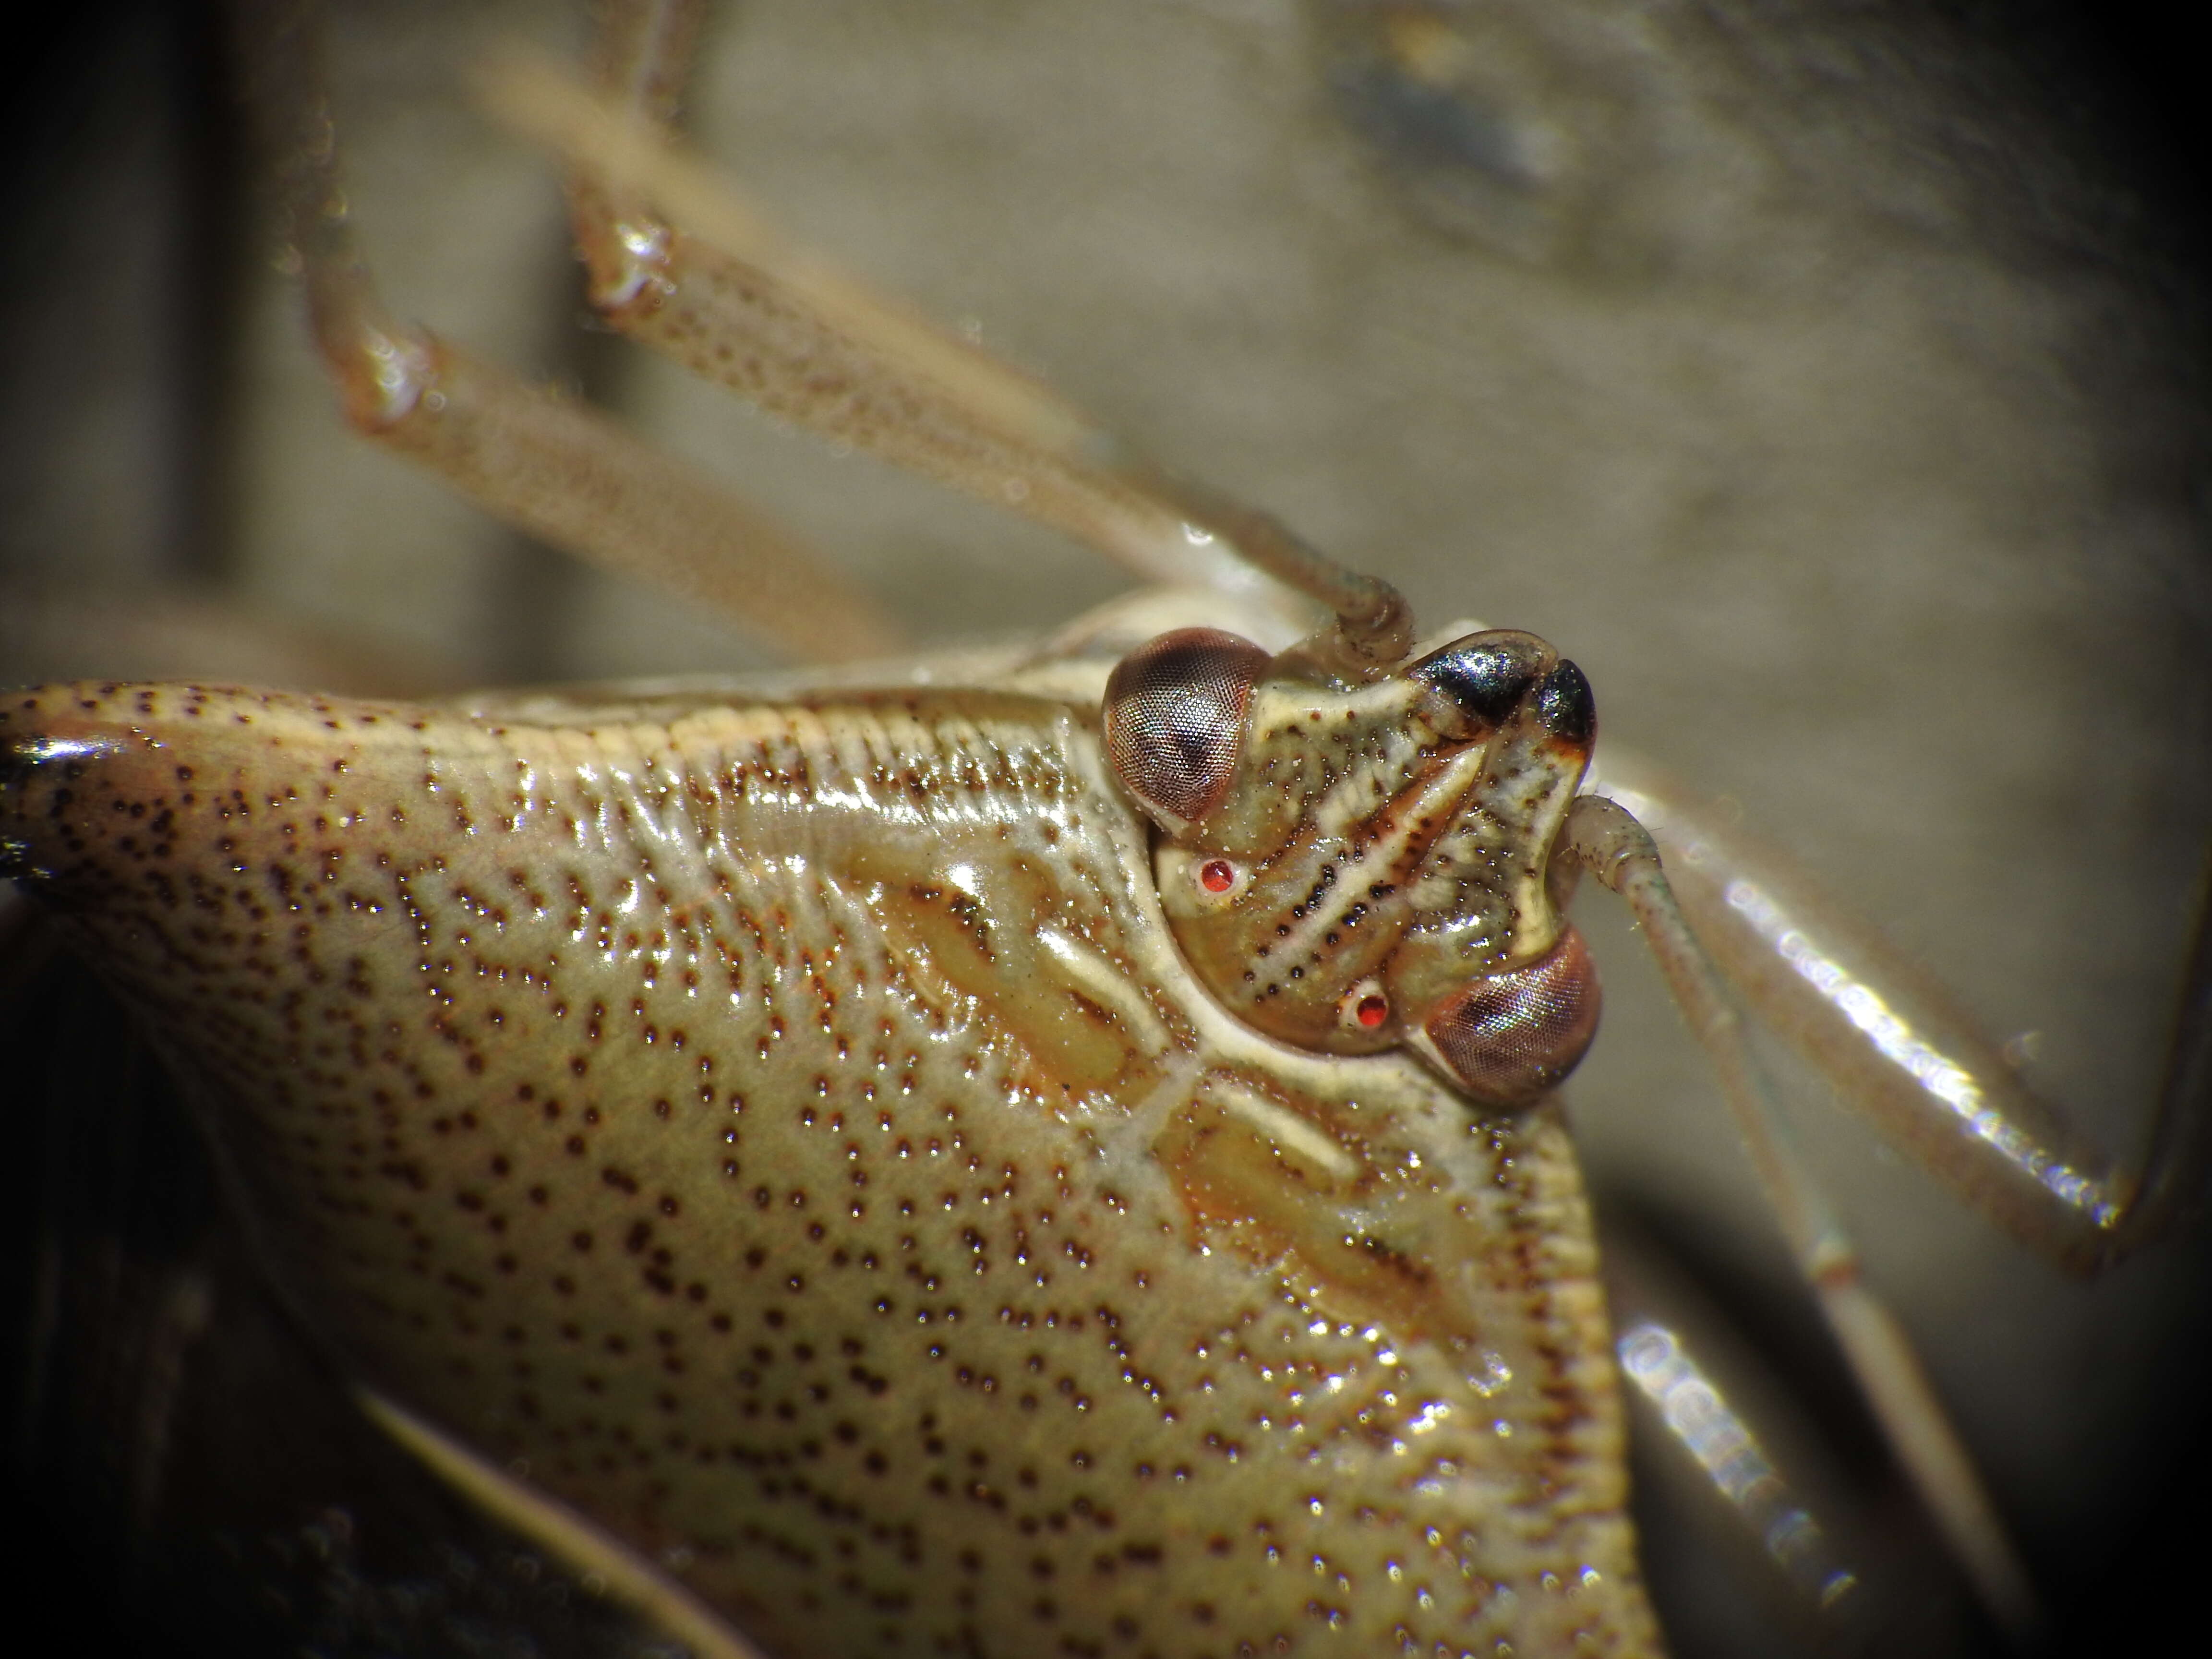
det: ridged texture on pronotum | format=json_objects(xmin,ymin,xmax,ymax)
[{"xmin": 0, "ymin": 679, "xmax": 1659, "ymax": 1657}]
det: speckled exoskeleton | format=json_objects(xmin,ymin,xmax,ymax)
[{"xmin": 4, "ymin": 3, "xmax": 2212, "ymax": 1659}]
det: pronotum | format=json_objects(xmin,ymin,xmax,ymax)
[{"xmin": 2, "ymin": 3, "xmax": 2207, "ymax": 1656}]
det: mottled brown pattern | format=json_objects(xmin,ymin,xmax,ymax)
[{"xmin": 2, "ymin": 679, "xmax": 1659, "ymax": 1657}]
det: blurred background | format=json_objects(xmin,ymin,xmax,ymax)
[{"xmin": 3, "ymin": 2, "xmax": 2208, "ymax": 1654}]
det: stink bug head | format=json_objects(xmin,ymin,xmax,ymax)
[{"xmin": 1106, "ymin": 622, "xmax": 1601, "ymax": 1103}]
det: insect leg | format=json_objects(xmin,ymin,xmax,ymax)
[
  {"xmin": 356, "ymin": 1387, "xmax": 771, "ymax": 1659},
  {"xmin": 499, "ymin": 10, "xmax": 1415, "ymax": 674},
  {"xmin": 1563, "ymin": 791, "xmax": 2042, "ymax": 1644},
  {"xmin": 1597, "ymin": 756, "xmax": 2212, "ymax": 1274},
  {"xmin": 227, "ymin": 0, "xmax": 900, "ymax": 664},
  {"xmin": 1598, "ymin": 1210, "xmax": 1905, "ymax": 1647}
]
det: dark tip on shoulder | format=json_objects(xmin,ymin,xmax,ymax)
[{"xmin": 1536, "ymin": 661, "xmax": 1596, "ymax": 748}]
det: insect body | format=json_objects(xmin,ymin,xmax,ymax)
[
  {"xmin": 1, "ymin": 622, "xmax": 1654, "ymax": 1653},
  {"xmin": 4, "ymin": 6, "xmax": 2212, "ymax": 1654}
]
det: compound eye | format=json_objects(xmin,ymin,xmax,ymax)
[
  {"xmin": 1422, "ymin": 927, "xmax": 1601, "ymax": 1106},
  {"xmin": 1104, "ymin": 628, "xmax": 1270, "ymax": 827}
]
